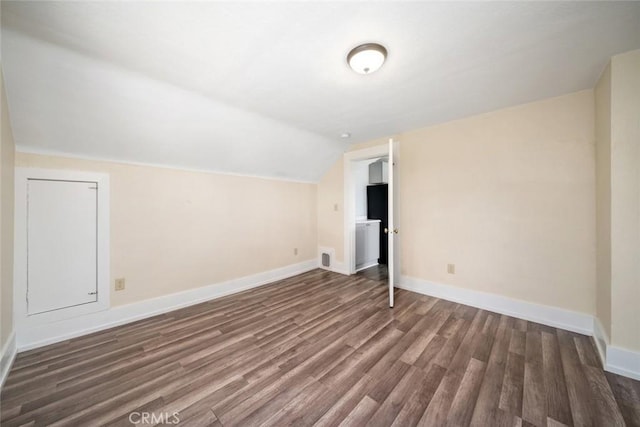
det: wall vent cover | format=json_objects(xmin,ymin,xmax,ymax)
[
  {"xmin": 318, "ymin": 247, "xmax": 335, "ymax": 271},
  {"xmin": 321, "ymin": 253, "xmax": 331, "ymax": 267}
]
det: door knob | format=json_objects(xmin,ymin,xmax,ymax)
[
  {"xmin": 384, "ymin": 227, "xmax": 389, "ymax": 234},
  {"xmin": 393, "ymin": 229, "xmax": 399, "ymax": 234}
]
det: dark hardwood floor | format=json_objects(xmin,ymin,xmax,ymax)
[{"xmin": 1, "ymin": 269, "xmax": 639, "ymax": 426}]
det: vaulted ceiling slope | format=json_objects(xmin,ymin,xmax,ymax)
[{"xmin": 2, "ymin": 2, "xmax": 639, "ymax": 182}]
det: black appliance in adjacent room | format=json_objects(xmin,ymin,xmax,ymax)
[{"xmin": 366, "ymin": 183, "xmax": 388, "ymax": 264}]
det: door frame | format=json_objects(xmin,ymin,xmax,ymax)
[
  {"xmin": 14, "ymin": 168, "xmax": 110, "ymax": 329},
  {"xmin": 343, "ymin": 144, "xmax": 389, "ymax": 275}
]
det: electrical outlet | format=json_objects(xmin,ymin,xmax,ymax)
[
  {"xmin": 115, "ymin": 278, "xmax": 125, "ymax": 291},
  {"xmin": 447, "ymin": 264, "xmax": 455, "ymax": 274}
]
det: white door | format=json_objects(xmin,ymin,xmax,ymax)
[
  {"xmin": 387, "ymin": 139, "xmax": 400, "ymax": 308},
  {"xmin": 27, "ymin": 179, "xmax": 98, "ymax": 315}
]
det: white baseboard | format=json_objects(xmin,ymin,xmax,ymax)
[
  {"xmin": 318, "ymin": 260, "xmax": 348, "ymax": 276},
  {"xmin": 0, "ymin": 331, "xmax": 17, "ymax": 390},
  {"xmin": 317, "ymin": 246, "xmax": 349, "ymax": 275},
  {"xmin": 592, "ymin": 316, "xmax": 609, "ymax": 367},
  {"xmin": 399, "ymin": 276, "xmax": 593, "ymax": 335},
  {"xmin": 17, "ymin": 259, "xmax": 318, "ymax": 351},
  {"xmin": 590, "ymin": 316, "xmax": 640, "ymax": 380},
  {"xmin": 328, "ymin": 261, "xmax": 349, "ymax": 275},
  {"xmin": 606, "ymin": 345, "xmax": 640, "ymax": 381}
]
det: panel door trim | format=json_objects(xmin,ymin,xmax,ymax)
[{"xmin": 15, "ymin": 168, "xmax": 110, "ymax": 327}]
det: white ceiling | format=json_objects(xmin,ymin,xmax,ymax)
[{"xmin": 2, "ymin": 2, "xmax": 639, "ymax": 182}]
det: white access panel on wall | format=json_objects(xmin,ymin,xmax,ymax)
[
  {"xmin": 27, "ymin": 179, "xmax": 98, "ymax": 315},
  {"xmin": 15, "ymin": 168, "xmax": 110, "ymax": 347}
]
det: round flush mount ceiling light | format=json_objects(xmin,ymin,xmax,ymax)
[
  {"xmin": 347, "ymin": 43, "xmax": 387, "ymax": 74},
  {"xmin": 340, "ymin": 132, "xmax": 351, "ymax": 139}
]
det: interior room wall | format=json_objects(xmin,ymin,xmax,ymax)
[
  {"xmin": 354, "ymin": 158, "xmax": 379, "ymax": 219},
  {"xmin": 1, "ymin": 68, "xmax": 16, "ymax": 350},
  {"xmin": 609, "ymin": 50, "xmax": 640, "ymax": 352},
  {"xmin": 354, "ymin": 160, "xmax": 369, "ymax": 219},
  {"xmin": 595, "ymin": 63, "xmax": 612, "ymax": 341},
  {"xmin": 14, "ymin": 153, "xmax": 318, "ymax": 307},
  {"xmin": 317, "ymin": 157, "xmax": 345, "ymax": 264},
  {"xmin": 318, "ymin": 90, "xmax": 596, "ymax": 315}
]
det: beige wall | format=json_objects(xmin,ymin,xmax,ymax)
[
  {"xmin": 1, "ymin": 69, "xmax": 16, "ymax": 350},
  {"xmin": 609, "ymin": 50, "xmax": 640, "ymax": 352},
  {"xmin": 317, "ymin": 157, "xmax": 344, "ymax": 263},
  {"xmin": 595, "ymin": 64, "xmax": 612, "ymax": 339},
  {"xmin": 317, "ymin": 136, "xmax": 389, "ymax": 266},
  {"xmin": 318, "ymin": 90, "xmax": 596, "ymax": 315},
  {"xmin": 15, "ymin": 153, "xmax": 317, "ymax": 307}
]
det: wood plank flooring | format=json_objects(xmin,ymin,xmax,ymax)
[
  {"xmin": 2, "ymin": 269, "xmax": 639, "ymax": 426},
  {"xmin": 356, "ymin": 265, "xmax": 389, "ymax": 283}
]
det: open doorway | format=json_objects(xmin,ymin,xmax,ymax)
[
  {"xmin": 343, "ymin": 140, "xmax": 399, "ymax": 307},
  {"xmin": 351, "ymin": 156, "xmax": 389, "ymax": 283}
]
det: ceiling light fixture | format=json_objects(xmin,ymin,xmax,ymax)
[
  {"xmin": 347, "ymin": 43, "xmax": 387, "ymax": 75},
  {"xmin": 340, "ymin": 132, "xmax": 351, "ymax": 139}
]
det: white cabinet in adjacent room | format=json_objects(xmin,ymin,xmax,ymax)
[{"xmin": 355, "ymin": 220, "xmax": 381, "ymax": 271}]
